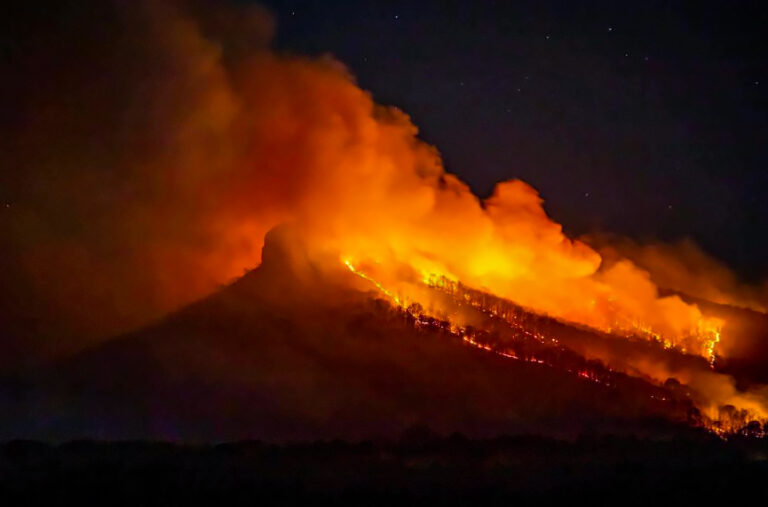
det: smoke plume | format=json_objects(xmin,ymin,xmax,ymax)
[
  {"xmin": 0, "ymin": 0, "xmax": 745, "ymax": 376},
  {"xmin": 589, "ymin": 235, "xmax": 768, "ymax": 313}
]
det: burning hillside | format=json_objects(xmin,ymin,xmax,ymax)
[
  {"xmin": 2, "ymin": 1, "xmax": 768, "ymax": 440},
  {"xmin": 341, "ymin": 255, "xmax": 767, "ymax": 434},
  {"xmin": 1, "ymin": 226, "xmax": 764, "ymax": 441},
  {"xmin": 0, "ymin": 227, "xmax": 736, "ymax": 440}
]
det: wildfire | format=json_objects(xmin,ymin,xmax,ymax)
[
  {"xmin": 343, "ymin": 257, "xmax": 724, "ymax": 365},
  {"xmin": 701, "ymin": 322, "xmax": 722, "ymax": 367},
  {"xmin": 9, "ymin": 0, "xmax": 768, "ymax": 444},
  {"xmin": 342, "ymin": 259, "xmax": 765, "ymax": 435},
  {"xmin": 343, "ymin": 260, "xmax": 407, "ymax": 308},
  {"xmin": 423, "ymin": 268, "xmax": 724, "ymax": 364}
]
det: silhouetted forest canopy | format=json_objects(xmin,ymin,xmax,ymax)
[{"xmin": 2, "ymin": 431, "xmax": 768, "ymax": 504}]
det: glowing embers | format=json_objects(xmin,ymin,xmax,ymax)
[
  {"xmin": 344, "ymin": 259, "xmax": 612, "ymax": 388},
  {"xmin": 342, "ymin": 259, "xmax": 766, "ymax": 435},
  {"xmin": 344, "ymin": 260, "xmax": 407, "ymax": 308},
  {"xmin": 430, "ymin": 273, "xmax": 724, "ymax": 367},
  {"xmin": 700, "ymin": 321, "xmax": 722, "ymax": 367},
  {"xmin": 613, "ymin": 317, "xmax": 722, "ymax": 368}
]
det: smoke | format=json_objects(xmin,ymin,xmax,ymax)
[
  {"xmin": 0, "ymin": 0, "xmax": 739, "ymax": 371},
  {"xmin": 588, "ymin": 235, "xmax": 768, "ymax": 313},
  {"xmin": 1, "ymin": 1, "xmax": 273, "ymax": 360}
]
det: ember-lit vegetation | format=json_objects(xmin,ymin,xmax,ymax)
[{"xmin": 346, "ymin": 261, "xmax": 767, "ymax": 434}]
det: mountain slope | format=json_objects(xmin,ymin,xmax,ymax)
[{"xmin": 2, "ymin": 228, "xmax": 698, "ymax": 441}]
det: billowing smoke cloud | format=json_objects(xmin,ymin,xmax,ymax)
[
  {"xmin": 588, "ymin": 235, "xmax": 768, "ymax": 313},
  {"xmin": 1, "ymin": 1, "xmax": 274, "ymax": 362},
  {"xmin": 0, "ymin": 0, "xmax": 736, "ymax": 374}
]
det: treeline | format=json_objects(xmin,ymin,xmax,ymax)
[
  {"xmin": 2, "ymin": 430, "xmax": 768, "ymax": 505},
  {"xmin": 374, "ymin": 297, "xmax": 704, "ymax": 428}
]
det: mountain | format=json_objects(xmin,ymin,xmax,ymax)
[{"xmin": 1, "ymin": 227, "xmax": 703, "ymax": 441}]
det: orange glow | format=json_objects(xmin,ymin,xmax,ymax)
[
  {"xmin": 11, "ymin": 0, "xmax": 765, "ymax": 434},
  {"xmin": 343, "ymin": 260, "xmax": 767, "ymax": 433},
  {"xmin": 10, "ymin": 1, "xmax": 740, "ymax": 366}
]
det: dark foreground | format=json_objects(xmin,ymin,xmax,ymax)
[{"xmin": 2, "ymin": 431, "xmax": 768, "ymax": 505}]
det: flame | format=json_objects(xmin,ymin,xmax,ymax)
[
  {"xmin": 9, "ymin": 1, "xmax": 766, "ymax": 435},
  {"xmin": 343, "ymin": 260, "xmax": 766, "ymax": 434},
  {"xmin": 341, "ymin": 250, "xmax": 722, "ymax": 363},
  {"xmin": 8, "ymin": 0, "xmax": 741, "ymax": 369},
  {"xmin": 343, "ymin": 260, "xmax": 407, "ymax": 308}
]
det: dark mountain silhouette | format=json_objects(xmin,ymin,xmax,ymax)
[{"xmin": 0, "ymin": 227, "xmax": 708, "ymax": 441}]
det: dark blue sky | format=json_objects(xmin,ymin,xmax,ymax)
[{"xmin": 259, "ymin": 0, "xmax": 768, "ymax": 279}]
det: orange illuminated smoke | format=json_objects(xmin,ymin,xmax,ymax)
[
  {"xmin": 228, "ymin": 52, "xmax": 763, "ymax": 431},
  {"xmin": 342, "ymin": 260, "xmax": 766, "ymax": 433}
]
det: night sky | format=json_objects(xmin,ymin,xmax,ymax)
[{"xmin": 259, "ymin": 0, "xmax": 768, "ymax": 279}]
